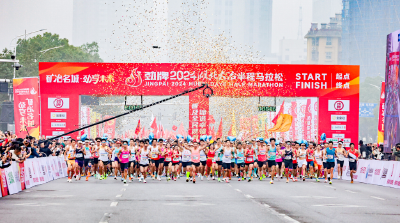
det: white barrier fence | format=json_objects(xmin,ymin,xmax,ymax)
[
  {"xmin": 340, "ymin": 158, "xmax": 400, "ymax": 188},
  {"xmin": 0, "ymin": 156, "xmax": 67, "ymax": 196}
]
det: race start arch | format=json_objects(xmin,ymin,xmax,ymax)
[{"xmin": 38, "ymin": 62, "xmax": 359, "ymax": 143}]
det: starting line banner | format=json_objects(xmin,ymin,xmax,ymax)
[
  {"xmin": 0, "ymin": 156, "xmax": 67, "ymax": 197},
  {"xmin": 341, "ymin": 158, "xmax": 400, "ymax": 188}
]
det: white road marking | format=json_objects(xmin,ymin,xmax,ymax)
[
  {"xmin": 262, "ymin": 204, "xmax": 299, "ymax": 223},
  {"xmin": 165, "ymin": 195, "xmax": 203, "ymax": 198},
  {"xmin": 345, "ymin": 190, "xmax": 357, "ymax": 193},
  {"xmin": 110, "ymin": 202, "xmax": 118, "ymax": 207},
  {"xmin": 120, "ymin": 188, "xmax": 126, "ymax": 192},
  {"xmin": 163, "ymin": 203, "xmax": 214, "ymax": 206},
  {"xmin": 245, "ymin": 194, "xmax": 254, "ymax": 199},
  {"xmin": 291, "ymin": 196, "xmax": 335, "ymax": 199},
  {"xmin": 124, "ymin": 184, "xmax": 129, "ymax": 186},
  {"xmin": 14, "ymin": 203, "xmax": 63, "ymax": 207},
  {"xmin": 370, "ymin": 196, "xmax": 385, "ymax": 200},
  {"xmin": 24, "ymin": 190, "xmax": 31, "ymax": 192},
  {"xmin": 235, "ymin": 189, "xmax": 242, "ymax": 192},
  {"xmin": 227, "ymin": 184, "xmax": 232, "ymax": 187},
  {"xmin": 313, "ymin": 204, "xmax": 365, "ymax": 208},
  {"xmin": 116, "ymin": 194, "xmax": 122, "ymax": 198},
  {"xmin": 99, "ymin": 213, "xmax": 112, "ymax": 223},
  {"xmin": 324, "ymin": 185, "xmax": 336, "ymax": 189}
]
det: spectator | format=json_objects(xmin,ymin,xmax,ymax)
[
  {"xmin": 359, "ymin": 140, "xmax": 367, "ymax": 159},
  {"xmin": 24, "ymin": 139, "xmax": 40, "ymax": 158},
  {"xmin": 372, "ymin": 145, "xmax": 383, "ymax": 160},
  {"xmin": 39, "ymin": 141, "xmax": 53, "ymax": 157},
  {"xmin": 393, "ymin": 144, "xmax": 400, "ymax": 161}
]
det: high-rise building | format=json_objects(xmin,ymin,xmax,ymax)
[
  {"xmin": 305, "ymin": 14, "xmax": 342, "ymax": 64},
  {"xmin": 312, "ymin": 0, "xmax": 342, "ymax": 24},
  {"xmin": 341, "ymin": 0, "xmax": 400, "ymax": 79}
]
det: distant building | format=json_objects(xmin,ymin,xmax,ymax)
[
  {"xmin": 279, "ymin": 38, "xmax": 307, "ymax": 64},
  {"xmin": 305, "ymin": 14, "xmax": 342, "ymax": 64},
  {"xmin": 342, "ymin": 0, "xmax": 400, "ymax": 79}
]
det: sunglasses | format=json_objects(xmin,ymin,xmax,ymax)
[
  {"xmin": 123, "ymin": 143, "xmax": 128, "ymax": 145},
  {"xmin": 96, "ymin": 141, "xmax": 101, "ymax": 142}
]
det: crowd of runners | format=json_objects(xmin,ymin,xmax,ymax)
[{"xmin": 62, "ymin": 137, "xmax": 361, "ymax": 184}]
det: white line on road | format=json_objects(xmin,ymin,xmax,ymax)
[
  {"xmin": 324, "ymin": 185, "xmax": 336, "ymax": 189},
  {"xmin": 110, "ymin": 202, "xmax": 118, "ymax": 207},
  {"xmin": 120, "ymin": 188, "xmax": 126, "ymax": 192},
  {"xmin": 370, "ymin": 196, "xmax": 385, "ymax": 200},
  {"xmin": 245, "ymin": 194, "xmax": 254, "ymax": 199},
  {"xmin": 124, "ymin": 184, "xmax": 129, "ymax": 187},
  {"xmin": 262, "ymin": 204, "xmax": 299, "ymax": 223},
  {"xmin": 235, "ymin": 189, "xmax": 242, "ymax": 192},
  {"xmin": 99, "ymin": 213, "xmax": 111, "ymax": 223},
  {"xmin": 165, "ymin": 195, "xmax": 203, "ymax": 198},
  {"xmin": 345, "ymin": 190, "xmax": 357, "ymax": 193},
  {"xmin": 116, "ymin": 195, "xmax": 122, "ymax": 198},
  {"xmin": 313, "ymin": 204, "xmax": 365, "ymax": 208}
]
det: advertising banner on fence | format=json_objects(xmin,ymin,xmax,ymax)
[
  {"xmin": 13, "ymin": 77, "xmax": 40, "ymax": 138},
  {"xmin": 103, "ymin": 115, "xmax": 116, "ymax": 138}
]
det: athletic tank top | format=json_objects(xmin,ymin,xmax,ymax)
[
  {"xmin": 348, "ymin": 150, "xmax": 357, "ymax": 162},
  {"xmin": 258, "ymin": 147, "xmax": 267, "ymax": 162},
  {"xmin": 182, "ymin": 149, "xmax": 191, "ymax": 162},
  {"xmin": 84, "ymin": 146, "xmax": 92, "ymax": 159},
  {"xmin": 217, "ymin": 145, "xmax": 223, "ymax": 161},
  {"xmin": 119, "ymin": 149, "xmax": 130, "ymax": 163},
  {"xmin": 159, "ymin": 147, "xmax": 165, "ymax": 159},
  {"xmin": 165, "ymin": 149, "xmax": 173, "ymax": 162},
  {"xmin": 222, "ymin": 147, "xmax": 232, "ymax": 163},
  {"xmin": 276, "ymin": 148, "xmax": 284, "ymax": 162},
  {"xmin": 299, "ymin": 149, "xmax": 306, "ymax": 159},
  {"xmin": 306, "ymin": 149, "xmax": 314, "ymax": 161},
  {"xmin": 172, "ymin": 150, "xmax": 180, "ymax": 163},
  {"xmin": 112, "ymin": 147, "xmax": 121, "ymax": 161},
  {"xmin": 139, "ymin": 149, "xmax": 149, "ymax": 165},
  {"xmin": 150, "ymin": 146, "xmax": 159, "ymax": 160},
  {"xmin": 245, "ymin": 149, "xmax": 254, "ymax": 163},
  {"xmin": 200, "ymin": 149, "xmax": 207, "ymax": 161},
  {"xmin": 99, "ymin": 147, "xmax": 109, "ymax": 161},
  {"xmin": 191, "ymin": 148, "xmax": 201, "ymax": 163},
  {"xmin": 284, "ymin": 149, "xmax": 293, "ymax": 160},
  {"xmin": 207, "ymin": 150, "xmax": 215, "ymax": 162},
  {"xmin": 67, "ymin": 146, "xmax": 75, "ymax": 160},
  {"xmin": 93, "ymin": 145, "xmax": 100, "ymax": 158},
  {"xmin": 129, "ymin": 146, "xmax": 136, "ymax": 161},
  {"xmin": 269, "ymin": 146, "xmax": 277, "ymax": 160},
  {"xmin": 75, "ymin": 147, "xmax": 84, "ymax": 160},
  {"xmin": 326, "ymin": 148, "xmax": 335, "ymax": 162},
  {"xmin": 292, "ymin": 149, "xmax": 298, "ymax": 163},
  {"xmin": 337, "ymin": 148, "xmax": 345, "ymax": 161},
  {"xmin": 314, "ymin": 150, "xmax": 322, "ymax": 164},
  {"xmin": 236, "ymin": 149, "xmax": 244, "ymax": 163}
]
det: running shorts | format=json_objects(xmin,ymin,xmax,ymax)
[
  {"xmin": 245, "ymin": 162, "xmax": 254, "ymax": 166},
  {"xmin": 139, "ymin": 164, "xmax": 148, "ymax": 167},
  {"xmin": 152, "ymin": 159, "xmax": 160, "ymax": 168},
  {"xmin": 237, "ymin": 163, "xmax": 245, "ymax": 168},
  {"xmin": 206, "ymin": 159, "xmax": 213, "ymax": 167},
  {"xmin": 349, "ymin": 162, "xmax": 357, "ymax": 171},
  {"xmin": 323, "ymin": 162, "xmax": 327, "ymax": 169},
  {"xmin": 307, "ymin": 161, "xmax": 314, "ymax": 168},
  {"xmin": 338, "ymin": 160, "xmax": 344, "ymax": 167},
  {"xmin": 129, "ymin": 161, "xmax": 137, "ymax": 168},
  {"xmin": 216, "ymin": 161, "xmax": 222, "ymax": 166},
  {"xmin": 164, "ymin": 161, "xmax": 171, "ymax": 166},
  {"xmin": 326, "ymin": 161, "xmax": 335, "ymax": 169},
  {"xmin": 84, "ymin": 159, "xmax": 92, "ymax": 167},
  {"xmin": 101, "ymin": 160, "xmax": 110, "ymax": 166},
  {"xmin": 230, "ymin": 162, "xmax": 235, "ymax": 168},
  {"xmin": 192, "ymin": 162, "xmax": 200, "ymax": 167},
  {"xmin": 267, "ymin": 160, "xmax": 276, "ymax": 167},
  {"xmin": 93, "ymin": 158, "xmax": 99, "ymax": 165},
  {"xmin": 114, "ymin": 157, "xmax": 120, "ymax": 162},
  {"xmin": 173, "ymin": 162, "xmax": 180, "ymax": 166},
  {"xmin": 284, "ymin": 160, "xmax": 293, "ymax": 169},
  {"xmin": 67, "ymin": 160, "xmax": 75, "ymax": 167},
  {"xmin": 75, "ymin": 159, "xmax": 84, "ymax": 168},
  {"xmin": 298, "ymin": 159, "xmax": 307, "ymax": 167},
  {"xmin": 293, "ymin": 163, "xmax": 298, "ymax": 169},
  {"xmin": 201, "ymin": 161, "xmax": 207, "ymax": 166},
  {"xmin": 276, "ymin": 161, "xmax": 283, "ymax": 169},
  {"xmin": 222, "ymin": 162, "xmax": 231, "ymax": 169},
  {"xmin": 120, "ymin": 162, "xmax": 129, "ymax": 170},
  {"xmin": 159, "ymin": 158, "xmax": 165, "ymax": 163},
  {"xmin": 257, "ymin": 160, "xmax": 266, "ymax": 167},
  {"xmin": 182, "ymin": 162, "xmax": 192, "ymax": 168}
]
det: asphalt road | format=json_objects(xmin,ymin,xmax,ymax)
[{"xmin": 1, "ymin": 176, "xmax": 399, "ymax": 223}]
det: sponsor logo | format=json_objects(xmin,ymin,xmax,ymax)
[
  {"xmin": 51, "ymin": 112, "xmax": 67, "ymax": 119},
  {"xmin": 125, "ymin": 68, "xmax": 142, "ymax": 87},
  {"xmin": 332, "ymin": 134, "xmax": 345, "ymax": 138},
  {"xmin": 328, "ymin": 100, "xmax": 350, "ymax": 111},
  {"xmin": 367, "ymin": 166, "xmax": 373, "ymax": 178},
  {"xmin": 387, "ymin": 179, "xmax": 394, "ymax": 185},
  {"xmin": 331, "ymin": 125, "xmax": 346, "ymax": 130},
  {"xmin": 51, "ymin": 122, "xmax": 66, "ymax": 128},
  {"xmin": 15, "ymin": 88, "xmax": 30, "ymax": 95},
  {"xmin": 374, "ymin": 169, "xmax": 381, "ymax": 175},
  {"xmin": 30, "ymin": 87, "xmax": 37, "ymax": 95},
  {"xmin": 48, "ymin": 98, "xmax": 69, "ymax": 109},
  {"xmin": 353, "ymin": 175, "xmax": 358, "ymax": 179},
  {"xmin": 360, "ymin": 166, "xmax": 367, "ymax": 174},
  {"xmin": 331, "ymin": 115, "xmax": 347, "ymax": 122},
  {"xmin": 381, "ymin": 168, "xmax": 388, "ymax": 179},
  {"xmin": 346, "ymin": 169, "xmax": 350, "ymax": 176}
]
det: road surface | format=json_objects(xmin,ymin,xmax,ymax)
[{"xmin": 1, "ymin": 176, "xmax": 399, "ymax": 223}]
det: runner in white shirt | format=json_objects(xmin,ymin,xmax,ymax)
[
  {"xmin": 128, "ymin": 139, "xmax": 137, "ymax": 182},
  {"xmin": 336, "ymin": 141, "xmax": 346, "ymax": 180},
  {"xmin": 137, "ymin": 140, "xmax": 150, "ymax": 183}
]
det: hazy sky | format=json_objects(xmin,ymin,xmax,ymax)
[{"xmin": 0, "ymin": 0, "xmax": 338, "ymax": 58}]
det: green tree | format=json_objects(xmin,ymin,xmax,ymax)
[
  {"xmin": 359, "ymin": 76, "xmax": 385, "ymax": 142},
  {"xmin": 0, "ymin": 32, "xmax": 102, "ymax": 79}
]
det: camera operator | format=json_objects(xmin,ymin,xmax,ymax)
[
  {"xmin": 24, "ymin": 137, "xmax": 40, "ymax": 158},
  {"xmin": 393, "ymin": 144, "xmax": 400, "ymax": 161}
]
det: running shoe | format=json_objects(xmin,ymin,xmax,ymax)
[
  {"xmin": 248, "ymin": 178, "xmax": 251, "ymax": 182},
  {"xmin": 270, "ymin": 180, "xmax": 274, "ymax": 184},
  {"xmin": 186, "ymin": 178, "xmax": 189, "ymax": 182},
  {"xmin": 124, "ymin": 179, "xmax": 127, "ymax": 184},
  {"xmin": 212, "ymin": 176, "xmax": 215, "ymax": 180},
  {"xmin": 158, "ymin": 176, "xmax": 161, "ymax": 181},
  {"xmin": 259, "ymin": 177, "xmax": 262, "ymax": 181},
  {"xmin": 67, "ymin": 177, "xmax": 71, "ymax": 182},
  {"xmin": 177, "ymin": 175, "xmax": 180, "ymax": 179},
  {"xmin": 129, "ymin": 178, "xmax": 132, "ymax": 183},
  {"xmin": 351, "ymin": 180, "xmax": 353, "ymax": 184},
  {"xmin": 329, "ymin": 181, "xmax": 332, "ymax": 184},
  {"xmin": 201, "ymin": 176, "xmax": 204, "ymax": 181},
  {"xmin": 121, "ymin": 178, "xmax": 123, "ymax": 182},
  {"xmin": 286, "ymin": 179, "xmax": 289, "ymax": 183},
  {"xmin": 99, "ymin": 176, "xmax": 103, "ymax": 180},
  {"xmin": 143, "ymin": 179, "xmax": 147, "ymax": 183},
  {"xmin": 218, "ymin": 178, "xmax": 221, "ymax": 182},
  {"xmin": 316, "ymin": 178, "xmax": 320, "ymax": 182},
  {"xmin": 303, "ymin": 177, "xmax": 305, "ymax": 181},
  {"xmin": 114, "ymin": 176, "xmax": 117, "ymax": 180},
  {"xmin": 225, "ymin": 179, "xmax": 230, "ymax": 183},
  {"xmin": 86, "ymin": 176, "xmax": 89, "ymax": 181},
  {"xmin": 263, "ymin": 174, "xmax": 266, "ymax": 178},
  {"xmin": 167, "ymin": 177, "xmax": 171, "ymax": 181},
  {"xmin": 139, "ymin": 178, "xmax": 142, "ymax": 182},
  {"xmin": 292, "ymin": 178, "xmax": 295, "ymax": 182},
  {"xmin": 238, "ymin": 178, "xmax": 241, "ymax": 181},
  {"xmin": 242, "ymin": 177, "xmax": 245, "ymax": 181},
  {"xmin": 190, "ymin": 177, "xmax": 193, "ymax": 181},
  {"xmin": 207, "ymin": 176, "xmax": 211, "ymax": 181},
  {"xmin": 324, "ymin": 179, "xmax": 328, "ymax": 183},
  {"xmin": 193, "ymin": 179, "xmax": 196, "ymax": 184}
]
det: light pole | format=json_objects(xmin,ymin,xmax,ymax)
[
  {"xmin": 9, "ymin": 29, "xmax": 46, "ymax": 78},
  {"xmin": 35, "ymin": 45, "xmax": 64, "ymax": 62}
]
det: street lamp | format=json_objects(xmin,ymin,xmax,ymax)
[
  {"xmin": 34, "ymin": 45, "xmax": 64, "ymax": 62},
  {"xmin": 9, "ymin": 29, "xmax": 46, "ymax": 78}
]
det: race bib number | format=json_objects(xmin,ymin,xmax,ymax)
[
  {"xmin": 173, "ymin": 157, "xmax": 179, "ymax": 162},
  {"xmin": 327, "ymin": 155, "xmax": 333, "ymax": 159},
  {"xmin": 141, "ymin": 156, "xmax": 148, "ymax": 162},
  {"xmin": 285, "ymin": 155, "xmax": 292, "ymax": 160},
  {"xmin": 276, "ymin": 155, "xmax": 281, "ymax": 159},
  {"xmin": 152, "ymin": 154, "xmax": 158, "ymax": 159},
  {"xmin": 269, "ymin": 152, "xmax": 275, "ymax": 156},
  {"xmin": 349, "ymin": 158, "xmax": 356, "ymax": 162},
  {"xmin": 122, "ymin": 154, "xmax": 129, "ymax": 159},
  {"xmin": 100, "ymin": 153, "xmax": 107, "ymax": 158},
  {"xmin": 246, "ymin": 157, "xmax": 253, "ymax": 162},
  {"xmin": 224, "ymin": 155, "xmax": 230, "ymax": 159},
  {"xmin": 76, "ymin": 154, "xmax": 83, "ymax": 158},
  {"xmin": 237, "ymin": 157, "xmax": 244, "ymax": 161},
  {"xmin": 166, "ymin": 157, "xmax": 172, "ymax": 162},
  {"xmin": 308, "ymin": 156, "xmax": 313, "ymax": 159},
  {"xmin": 192, "ymin": 156, "xmax": 199, "ymax": 160},
  {"xmin": 183, "ymin": 155, "xmax": 190, "ymax": 159}
]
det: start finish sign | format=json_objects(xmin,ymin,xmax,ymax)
[{"xmin": 38, "ymin": 63, "xmax": 360, "ymax": 142}]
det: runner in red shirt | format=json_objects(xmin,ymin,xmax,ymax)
[
  {"xmin": 244, "ymin": 142, "xmax": 255, "ymax": 182},
  {"xmin": 306, "ymin": 142, "xmax": 315, "ymax": 179}
]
